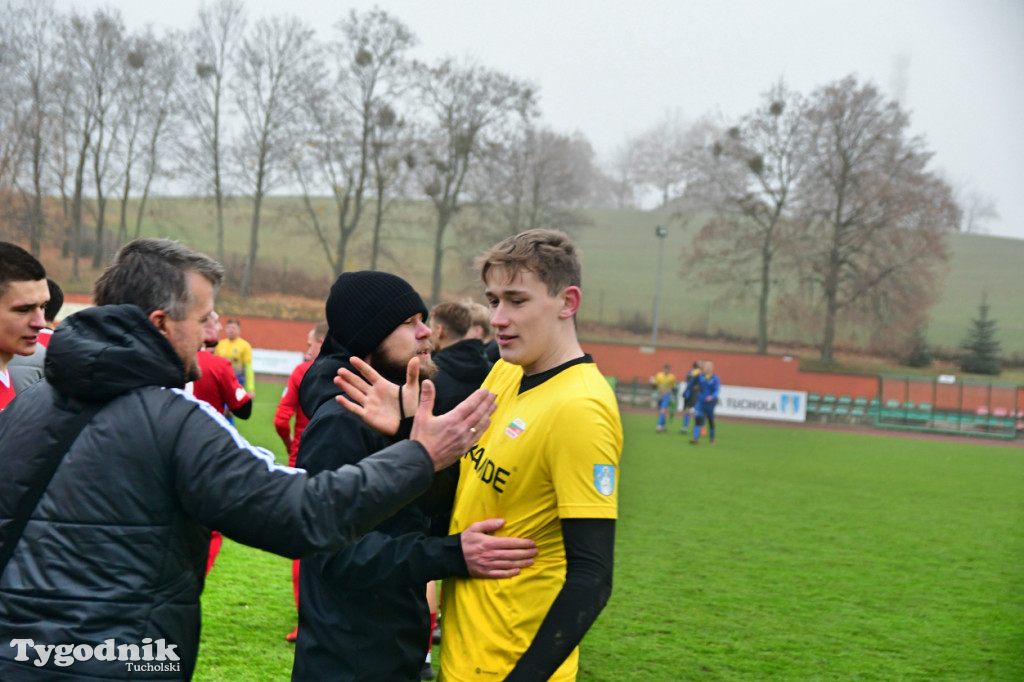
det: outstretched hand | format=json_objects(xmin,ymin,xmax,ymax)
[
  {"xmin": 336, "ymin": 355, "xmax": 495, "ymax": 469},
  {"xmin": 461, "ymin": 518, "xmax": 538, "ymax": 579},
  {"xmin": 411, "ymin": 381, "xmax": 496, "ymax": 471},
  {"xmin": 335, "ymin": 356, "xmax": 421, "ymax": 435}
]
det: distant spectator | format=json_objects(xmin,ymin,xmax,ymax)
[
  {"xmin": 689, "ymin": 361, "xmax": 721, "ymax": 445},
  {"xmin": 215, "ymin": 317, "xmax": 255, "ymax": 395},
  {"xmin": 652, "ymin": 363, "xmax": 676, "ymax": 433},
  {"xmin": 679, "ymin": 361, "xmax": 702, "ymax": 434}
]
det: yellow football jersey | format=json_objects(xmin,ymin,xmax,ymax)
[
  {"xmin": 440, "ymin": 358, "xmax": 622, "ymax": 682},
  {"xmin": 214, "ymin": 337, "xmax": 250, "ymax": 372},
  {"xmin": 214, "ymin": 337, "xmax": 254, "ymax": 392},
  {"xmin": 653, "ymin": 370, "xmax": 676, "ymax": 395}
]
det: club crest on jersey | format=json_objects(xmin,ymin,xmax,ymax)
[
  {"xmin": 505, "ymin": 417, "xmax": 526, "ymax": 439},
  {"xmin": 594, "ymin": 465, "xmax": 615, "ymax": 496}
]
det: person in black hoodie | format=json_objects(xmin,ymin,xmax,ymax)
[
  {"xmin": 0, "ymin": 240, "xmax": 495, "ymax": 681},
  {"xmin": 292, "ymin": 271, "xmax": 537, "ymax": 682},
  {"xmin": 429, "ymin": 300, "xmax": 493, "ymax": 415}
]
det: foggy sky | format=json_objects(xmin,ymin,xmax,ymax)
[{"xmin": 65, "ymin": 0, "xmax": 1024, "ymax": 240}]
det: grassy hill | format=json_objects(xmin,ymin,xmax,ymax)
[{"xmin": 28, "ymin": 195, "xmax": 1024, "ymax": 356}]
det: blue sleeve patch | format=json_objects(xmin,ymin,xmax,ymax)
[{"xmin": 593, "ymin": 464, "xmax": 616, "ymax": 496}]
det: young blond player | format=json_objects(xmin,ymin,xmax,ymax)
[{"xmin": 440, "ymin": 229, "xmax": 623, "ymax": 681}]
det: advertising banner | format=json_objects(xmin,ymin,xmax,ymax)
[
  {"xmin": 253, "ymin": 349, "xmax": 304, "ymax": 376},
  {"xmin": 715, "ymin": 385, "xmax": 807, "ymax": 422}
]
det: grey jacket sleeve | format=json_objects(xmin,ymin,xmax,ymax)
[
  {"xmin": 8, "ymin": 343, "xmax": 45, "ymax": 393},
  {"xmin": 168, "ymin": 396, "xmax": 435, "ymax": 559}
]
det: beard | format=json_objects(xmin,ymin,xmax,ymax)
[{"xmin": 368, "ymin": 346, "xmax": 437, "ymax": 385}]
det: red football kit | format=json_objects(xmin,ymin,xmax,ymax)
[
  {"xmin": 190, "ymin": 351, "xmax": 251, "ymax": 413},
  {"xmin": 0, "ymin": 368, "xmax": 15, "ymax": 412},
  {"xmin": 273, "ymin": 359, "xmax": 314, "ymax": 622},
  {"xmin": 274, "ymin": 360, "xmax": 312, "ymax": 467}
]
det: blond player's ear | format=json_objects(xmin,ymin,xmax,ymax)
[{"xmin": 559, "ymin": 286, "xmax": 581, "ymax": 319}]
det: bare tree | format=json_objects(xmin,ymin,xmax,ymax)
[
  {"xmin": 133, "ymin": 32, "xmax": 182, "ymax": 240},
  {"xmin": 0, "ymin": 4, "xmax": 24, "ymax": 237},
  {"xmin": 416, "ymin": 59, "xmax": 536, "ymax": 304},
  {"xmin": 85, "ymin": 14, "xmax": 129, "ymax": 268},
  {"xmin": 0, "ymin": 5, "xmax": 24, "ymax": 220},
  {"xmin": 232, "ymin": 14, "xmax": 320, "ymax": 297},
  {"xmin": 683, "ymin": 81, "xmax": 808, "ymax": 354},
  {"xmin": 957, "ymin": 188, "xmax": 999, "ymax": 234},
  {"xmin": 633, "ymin": 109, "xmax": 691, "ymax": 206},
  {"xmin": 179, "ymin": 0, "xmax": 245, "ymax": 265},
  {"xmin": 294, "ymin": 8, "xmax": 415, "ymax": 276},
  {"xmin": 61, "ymin": 9, "xmax": 125, "ymax": 278},
  {"xmin": 47, "ymin": 61, "xmax": 76, "ymax": 246},
  {"xmin": 113, "ymin": 30, "xmax": 158, "ymax": 248},
  {"xmin": 367, "ymin": 105, "xmax": 416, "ymax": 271},
  {"xmin": 605, "ymin": 137, "xmax": 643, "ymax": 209},
  {"xmin": 479, "ymin": 124, "xmax": 595, "ymax": 237},
  {"xmin": 795, "ymin": 75, "xmax": 960, "ymax": 363},
  {"xmin": 111, "ymin": 30, "xmax": 182, "ymax": 246},
  {"xmin": 5, "ymin": 1, "xmax": 63, "ymax": 256}
]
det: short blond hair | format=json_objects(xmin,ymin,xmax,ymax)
[{"xmin": 477, "ymin": 229, "xmax": 581, "ymax": 296}]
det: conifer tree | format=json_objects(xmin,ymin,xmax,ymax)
[
  {"xmin": 904, "ymin": 327, "xmax": 933, "ymax": 368},
  {"xmin": 958, "ymin": 296, "xmax": 1001, "ymax": 375}
]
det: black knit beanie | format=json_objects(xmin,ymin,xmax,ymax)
[{"xmin": 324, "ymin": 271, "xmax": 429, "ymax": 359}]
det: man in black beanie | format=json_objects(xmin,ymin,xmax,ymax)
[{"xmin": 292, "ymin": 271, "xmax": 538, "ymax": 682}]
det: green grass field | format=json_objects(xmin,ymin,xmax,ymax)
[{"xmin": 195, "ymin": 384, "xmax": 1024, "ymax": 681}]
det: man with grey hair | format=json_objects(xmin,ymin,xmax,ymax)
[{"xmin": 0, "ymin": 239, "xmax": 495, "ymax": 680}]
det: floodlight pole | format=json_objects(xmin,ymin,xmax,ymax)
[{"xmin": 652, "ymin": 225, "xmax": 668, "ymax": 347}]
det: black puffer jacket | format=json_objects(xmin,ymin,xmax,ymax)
[
  {"xmin": 292, "ymin": 338, "xmax": 467, "ymax": 682},
  {"xmin": 0, "ymin": 305, "xmax": 434, "ymax": 681}
]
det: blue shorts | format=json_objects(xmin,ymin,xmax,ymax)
[
  {"xmin": 696, "ymin": 399, "xmax": 717, "ymax": 418},
  {"xmin": 658, "ymin": 393, "xmax": 673, "ymax": 410}
]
